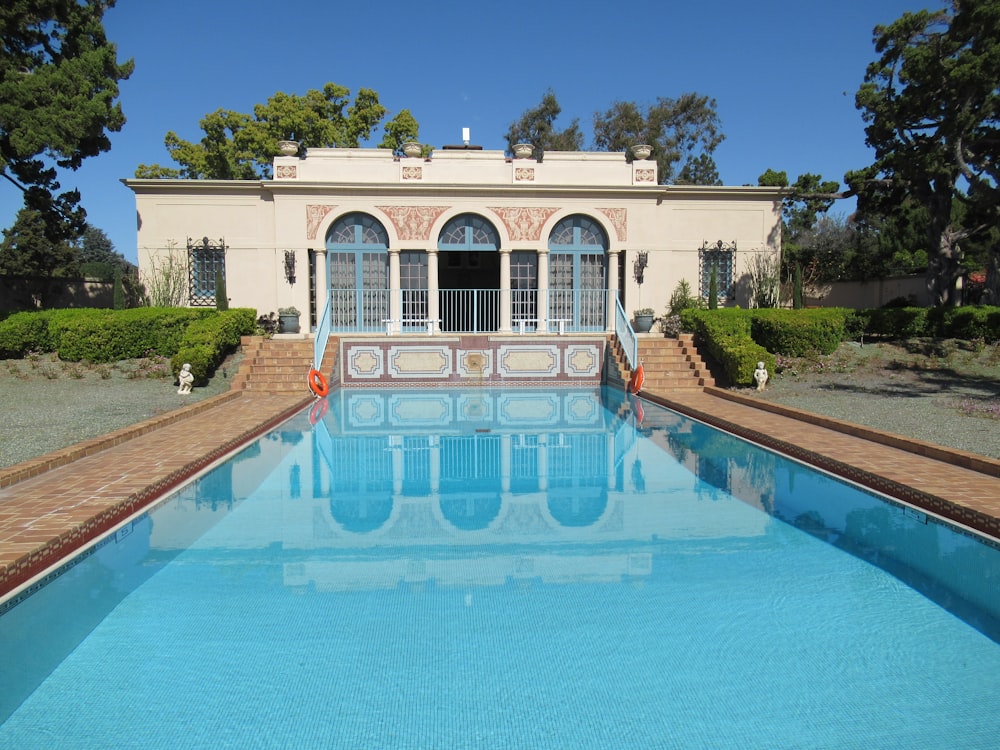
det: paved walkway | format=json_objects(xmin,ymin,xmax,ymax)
[
  {"xmin": 1, "ymin": 385, "xmax": 999, "ymax": 600},
  {"xmin": 0, "ymin": 391, "xmax": 310, "ymax": 599}
]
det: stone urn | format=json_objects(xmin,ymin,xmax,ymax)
[
  {"xmin": 513, "ymin": 143, "xmax": 534, "ymax": 159},
  {"xmin": 278, "ymin": 140, "xmax": 300, "ymax": 156},
  {"xmin": 630, "ymin": 144, "xmax": 652, "ymax": 160},
  {"xmin": 633, "ymin": 310, "xmax": 655, "ymax": 333},
  {"xmin": 402, "ymin": 142, "xmax": 423, "ymax": 158},
  {"xmin": 278, "ymin": 307, "xmax": 300, "ymax": 334}
]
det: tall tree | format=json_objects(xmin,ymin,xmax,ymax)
[
  {"xmin": 503, "ymin": 89, "xmax": 584, "ymax": 160},
  {"xmin": 847, "ymin": 0, "xmax": 1000, "ymax": 306},
  {"xmin": 0, "ymin": 207, "xmax": 78, "ymax": 277},
  {"xmin": 0, "ymin": 1, "xmax": 133, "ymax": 242},
  {"xmin": 76, "ymin": 224, "xmax": 131, "ymax": 278},
  {"xmin": 136, "ymin": 83, "xmax": 420, "ymax": 180},
  {"xmin": 593, "ymin": 93, "xmax": 724, "ymax": 185}
]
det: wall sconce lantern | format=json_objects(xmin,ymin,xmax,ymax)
[
  {"xmin": 633, "ymin": 251, "xmax": 649, "ymax": 284},
  {"xmin": 284, "ymin": 250, "xmax": 296, "ymax": 284}
]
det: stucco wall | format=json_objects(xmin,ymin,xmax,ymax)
[{"xmin": 127, "ymin": 148, "xmax": 782, "ymax": 323}]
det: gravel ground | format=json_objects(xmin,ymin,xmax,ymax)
[
  {"xmin": 0, "ymin": 352, "xmax": 243, "ymax": 469},
  {"xmin": 1, "ymin": 341, "xmax": 998, "ymax": 469},
  {"xmin": 750, "ymin": 340, "xmax": 1000, "ymax": 459}
]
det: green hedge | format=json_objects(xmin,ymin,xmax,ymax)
[
  {"xmin": 0, "ymin": 308, "xmax": 258, "ymax": 381},
  {"xmin": 681, "ymin": 308, "xmax": 774, "ymax": 386},
  {"xmin": 0, "ymin": 310, "xmax": 58, "ymax": 357},
  {"xmin": 750, "ymin": 308, "xmax": 849, "ymax": 356},
  {"xmin": 52, "ymin": 308, "xmax": 210, "ymax": 362},
  {"xmin": 170, "ymin": 308, "xmax": 257, "ymax": 384},
  {"xmin": 855, "ymin": 305, "xmax": 1000, "ymax": 341}
]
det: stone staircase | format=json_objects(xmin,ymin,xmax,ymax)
[
  {"xmin": 232, "ymin": 335, "xmax": 338, "ymax": 395},
  {"xmin": 610, "ymin": 333, "xmax": 715, "ymax": 392}
]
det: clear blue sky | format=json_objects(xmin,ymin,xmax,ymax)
[{"xmin": 1, "ymin": 0, "xmax": 932, "ymax": 265}]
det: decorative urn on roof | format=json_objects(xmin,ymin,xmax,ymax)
[{"xmin": 630, "ymin": 144, "xmax": 652, "ymax": 160}]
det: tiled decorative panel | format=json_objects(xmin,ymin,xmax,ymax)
[{"xmin": 340, "ymin": 336, "xmax": 605, "ymax": 387}]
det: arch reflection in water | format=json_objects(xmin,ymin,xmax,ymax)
[{"xmin": 311, "ymin": 388, "xmax": 622, "ymax": 535}]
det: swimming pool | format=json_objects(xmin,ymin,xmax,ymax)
[{"xmin": 1, "ymin": 387, "xmax": 998, "ymax": 748}]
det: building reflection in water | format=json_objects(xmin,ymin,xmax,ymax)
[{"xmin": 147, "ymin": 388, "xmax": 777, "ymax": 594}]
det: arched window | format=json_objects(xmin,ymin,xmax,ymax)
[
  {"xmin": 326, "ymin": 213, "xmax": 389, "ymax": 331},
  {"xmin": 438, "ymin": 214, "xmax": 500, "ymax": 251},
  {"xmin": 548, "ymin": 215, "xmax": 608, "ymax": 331}
]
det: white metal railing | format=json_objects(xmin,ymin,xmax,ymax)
[
  {"xmin": 313, "ymin": 293, "xmax": 332, "ymax": 371},
  {"xmin": 323, "ymin": 288, "xmax": 610, "ymax": 334},
  {"xmin": 614, "ymin": 297, "xmax": 637, "ymax": 370}
]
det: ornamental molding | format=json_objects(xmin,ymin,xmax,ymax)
[
  {"xmin": 305, "ymin": 204, "xmax": 338, "ymax": 240},
  {"xmin": 377, "ymin": 205, "xmax": 450, "ymax": 241},
  {"xmin": 401, "ymin": 166, "xmax": 422, "ymax": 180},
  {"xmin": 597, "ymin": 208, "xmax": 628, "ymax": 242},
  {"xmin": 488, "ymin": 207, "xmax": 559, "ymax": 241},
  {"xmin": 514, "ymin": 167, "xmax": 535, "ymax": 182},
  {"xmin": 275, "ymin": 165, "xmax": 297, "ymax": 179},
  {"xmin": 635, "ymin": 168, "xmax": 656, "ymax": 183}
]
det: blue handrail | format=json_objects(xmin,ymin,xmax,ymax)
[
  {"xmin": 313, "ymin": 294, "xmax": 332, "ymax": 371},
  {"xmin": 614, "ymin": 297, "xmax": 637, "ymax": 371}
]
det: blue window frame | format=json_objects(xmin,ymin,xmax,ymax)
[{"xmin": 326, "ymin": 213, "xmax": 389, "ymax": 331}]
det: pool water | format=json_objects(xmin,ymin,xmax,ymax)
[{"xmin": 1, "ymin": 387, "xmax": 999, "ymax": 749}]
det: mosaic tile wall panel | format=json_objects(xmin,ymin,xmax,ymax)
[{"xmin": 341, "ymin": 337, "xmax": 604, "ymax": 387}]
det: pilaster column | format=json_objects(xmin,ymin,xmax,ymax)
[
  {"xmin": 314, "ymin": 248, "xmax": 328, "ymax": 332},
  {"xmin": 537, "ymin": 249, "xmax": 549, "ymax": 333},
  {"xmin": 499, "ymin": 248, "xmax": 512, "ymax": 333},
  {"xmin": 388, "ymin": 249, "xmax": 401, "ymax": 334},
  {"xmin": 427, "ymin": 250, "xmax": 440, "ymax": 331},
  {"xmin": 607, "ymin": 249, "xmax": 621, "ymax": 332}
]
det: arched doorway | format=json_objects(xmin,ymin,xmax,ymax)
[
  {"xmin": 326, "ymin": 212, "xmax": 389, "ymax": 331},
  {"xmin": 437, "ymin": 214, "xmax": 501, "ymax": 332},
  {"xmin": 548, "ymin": 215, "xmax": 608, "ymax": 331}
]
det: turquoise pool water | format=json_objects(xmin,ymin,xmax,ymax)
[{"xmin": 1, "ymin": 387, "xmax": 999, "ymax": 749}]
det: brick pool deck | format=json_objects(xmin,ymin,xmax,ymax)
[{"xmin": 1, "ymin": 385, "xmax": 999, "ymax": 600}]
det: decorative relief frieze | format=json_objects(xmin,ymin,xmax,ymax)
[
  {"xmin": 489, "ymin": 207, "xmax": 559, "ymax": 241},
  {"xmin": 306, "ymin": 204, "xmax": 338, "ymax": 240},
  {"xmin": 401, "ymin": 166, "xmax": 422, "ymax": 180},
  {"xmin": 597, "ymin": 208, "xmax": 628, "ymax": 242},
  {"xmin": 377, "ymin": 205, "xmax": 450, "ymax": 241},
  {"xmin": 514, "ymin": 167, "xmax": 535, "ymax": 181},
  {"xmin": 635, "ymin": 169, "xmax": 656, "ymax": 183},
  {"xmin": 276, "ymin": 165, "xmax": 297, "ymax": 179}
]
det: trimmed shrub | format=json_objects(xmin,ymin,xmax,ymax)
[
  {"xmin": 864, "ymin": 307, "xmax": 929, "ymax": 338},
  {"xmin": 682, "ymin": 308, "xmax": 773, "ymax": 386},
  {"xmin": 170, "ymin": 308, "xmax": 257, "ymax": 384},
  {"xmin": 53, "ymin": 308, "xmax": 208, "ymax": 362},
  {"xmin": 750, "ymin": 309, "xmax": 848, "ymax": 356},
  {"xmin": 933, "ymin": 306, "xmax": 1000, "ymax": 341},
  {"xmin": 0, "ymin": 311, "xmax": 57, "ymax": 356}
]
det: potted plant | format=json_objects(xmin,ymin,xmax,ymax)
[
  {"xmin": 633, "ymin": 308, "xmax": 656, "ymax": 333},
  {"xmin": 278, "ymin": 306, "xmax": 300, "ymax": 334}
]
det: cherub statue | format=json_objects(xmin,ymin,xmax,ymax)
[
  {"xmin": 177, "ymin": 363, "xmax": 194, "ymax": 395},
  {"xmin": 753, "ymin": 361, "xmax": 769, "ymax": 391}
]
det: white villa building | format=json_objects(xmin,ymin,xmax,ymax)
[{"xmin": 126, "ymin": 144, "xmax": 782, "ymax": 338}]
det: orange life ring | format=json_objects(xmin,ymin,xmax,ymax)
[
  {"xmin": 309, "ymin": 397, "xmax": 329, "ymax": 425},
  {"xmin": 628, "ymin": 364, "xmax": 645, "ymax": 394},
  {"xmin": 308, "ymin": 369, "xmax": 329, "ymax": 398},
  {"xmin": 632, "ymin": 398, "xmax": 645, "ymax": 425}
]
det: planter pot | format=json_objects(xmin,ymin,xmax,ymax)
[
  {"xmin": 634, "ymin": 314, "xmax": 655, "ymax": 333},
  {"xmin": 513, "ymin": 143, "xmax": 534, "ymax": 159},
  {"xmin": 278, "ymin": 140, "xmax": 300, "ymax": 156},
  {"xmin": 402, "ymin": 142, "xmax": 422, "ymax": 158},
  {"xmin": 278, "ymin": 314, "xmax": 300, "ymax": 334},
  {"xmin": 630, "ymin": 144, "xmax": 652, "ymax": 160}
]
